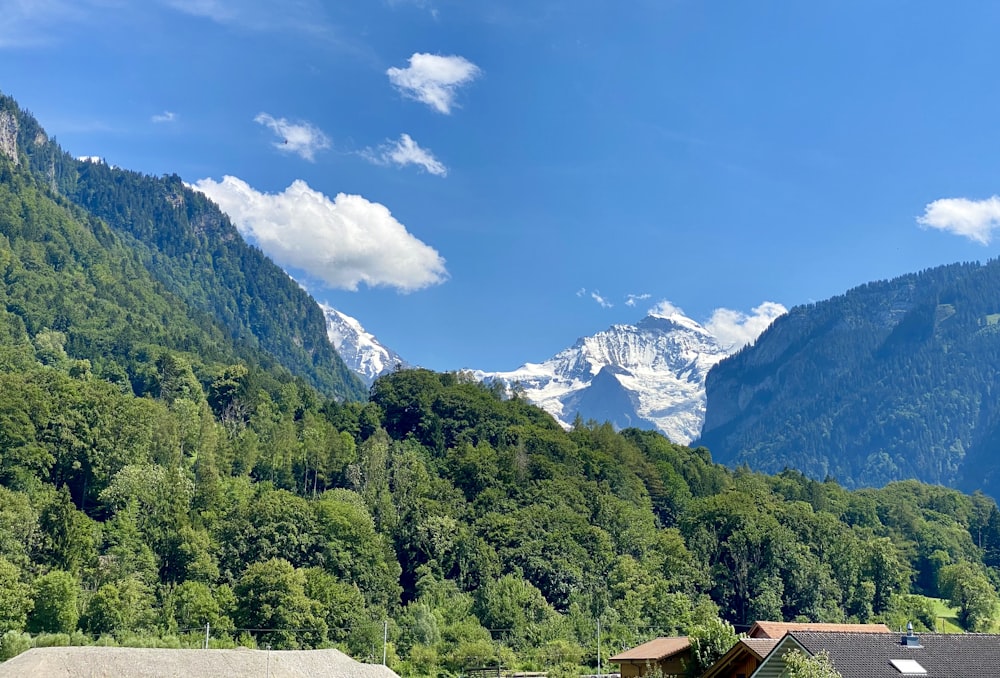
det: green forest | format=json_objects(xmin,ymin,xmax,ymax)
[
  {"xmin": 700, "ymin": 259, "xmax": 1000, "ymax": 496},
  {"xmin": 2, "ymin": 355, "xmax": 1000, "ymax": 674},
  {"xmin": 3, "ymin": 91, "xmax": 1000, "ymax": 676}
]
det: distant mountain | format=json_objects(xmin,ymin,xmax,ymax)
[
  {"xmin": 320, "ymin": 304, "xmax": 408, "ymax": 385},
  {"xmin": 477, "ymin": 311, "xmax": 731, "ymax": 444},
  {"xmin": 3, "ymin": 93, "xmax": 365, "ymax": 400},
  {"xmin": 697, "ymin": 260, "xmax": 1000, "ymax": 495}
]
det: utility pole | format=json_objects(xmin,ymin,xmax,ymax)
[
  {"xmin": 383, "ymin": 619, "xmax": 388, "ymax": 666},
  {"xmin": 597, "ymin": 618, "xmax": 602, "ymax": 678},
  {"xmin": 204, "ymin": 622, "xmax": 210, "ymax": 650}
]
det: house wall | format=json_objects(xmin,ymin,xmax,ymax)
[
  {"xmin": 725, "ymin": 655, "xmax": 758, "ymax": 678},
  {"xmin": 751, "ymin": 646, "xmax": 794, "ymax": 678},
  {"xmin": 617, "ymin": 656, "xmax": 688, "ymax": 678}
]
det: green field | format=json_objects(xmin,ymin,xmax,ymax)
[{"xmin": 926, "ymin": 598, "xmax": 963, "ymax": 633}]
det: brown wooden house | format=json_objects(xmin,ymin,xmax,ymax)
[
  {"xmin": 609, "ymin": 637, "xmax": 692, "ymax": 678},
  {"xmin": 701, "ymin": 638, "xmax": 780, "ymax": 678}
]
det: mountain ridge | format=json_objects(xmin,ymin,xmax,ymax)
[
  {"xmin": 320, "ymin": 303, "xmax": 408, "ymax": 386},
  {"xmin": 2, "ymin": 92, "xmax": 365, "ymax": 401},
  {"xmin": 475, "ymin": 309, "xmax": 733, "ymax": 444},
  {"xmin": 697, "ymin": 259, "xmax": 1000, "ymax": 494}
]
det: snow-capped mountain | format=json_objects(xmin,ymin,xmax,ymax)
[
  {"xmin": 320, "ymin": 304, "xmax": 408, "ymax": 385},
  {"xmin": 475, "ymin": 310, "xmax": 732, "ymax": 444}
]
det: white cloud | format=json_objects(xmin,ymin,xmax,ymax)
[
  {"xmin": 647, "ymin": 299, "xmax": 786, "ymax": 351},
  {"xmin": 191, "ymin": 175, "xmax": 448, "ymax": 292},
  {"xmin": 625, "ymin": 293, "xmax": 651, "ymax": 307},
  {"xmin": 576, "ymin": 288, "xmax": 586, "ymax": 297},
  {"xmin": 254, "ymin": 113, "xmax": 331, "ymax": 161},
  {"xmin": 387, "ymin": 53, "xmax": 481, "ymax": 114},
  {"xmin": 363, "ymin": 133, "xmax": 447, "ymax": 176},
  {"xmin": 151, "ymin": 110, "xmax": 176, "ymax": 123},
  {"xmin": 591, "ymin": 291, "xmax": 613, "ymax": 309},
  {"xmin": 917, "ymin": 195, "xmax": 1000, "ymax": 245},
  {"xmin": 648, "ymin": 300, "xmax": 687, "ymax": 318},
  {"xmin": 705, "ymin": 301, "xmax": 787, "ymax": 352}
]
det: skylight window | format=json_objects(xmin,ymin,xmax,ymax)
[{"xmin": 889, "ymin": 659, "xmax": 927, "ymax": 675}]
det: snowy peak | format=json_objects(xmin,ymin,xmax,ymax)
[
  {"xmin": 320, "ymin": 304, "xmax": 408, "ymax": 385},
  {"xmin": 476, "ymin": 311, "xmax": 732, "ymax": 444},
  {"xmin": 639, "ymin": 311, "xmax": 713, "ymax": 336}
]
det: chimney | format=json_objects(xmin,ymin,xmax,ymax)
[{"xmin": 901, "ymin": 622, "xmax": 922, "ymax": 648}]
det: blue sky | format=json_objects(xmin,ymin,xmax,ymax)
[{"xmin": 3, "ymin": 1, "xmax": 1000, "ymax": 371}]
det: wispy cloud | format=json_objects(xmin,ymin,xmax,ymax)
[
  {"xmin": 254, "ymin": 113, "xmax": 331, "ymax": 161},
  {"xmin": 387, "ymin": 53, "xmax": 481, "ymax": 114},
  {"xmin": 162, "ymin": 0, "xmax": 332, "ymax": 34},
  {"xmin": 0, "ymin": 0, "xmax": 89, "ymax": 48},
  {"xmin": 0, "ymin": 0, "xmax": 336, "ymax": 50},
  {"xmin": 917, "ymin": 195, "xmax": 1000, "ymax": 245},
  {"xmin": 705, "ymin": 302, "xmax": 787, "ymax": 352},
  {"xmin": 576, "ymin": 287, "xmax": 613, "ymax": 308},
  {"xmin": 591, "ymin": 291, "xmax": 613, "ymax": 309},
  {"xmin": 191, "ymin": 175, "xmax": 448, "ymax": 292},
  {"xmin": 163, "ymin": 0, "xmax": 238, "ymax": 23},
  {"xmin": 151, "ymin": 110, "xmax": 177, "ymax": 123},
  {"xmin": 625, "ymin": 293, "xmax": 651, "ymax": 307},
  {"xmin": 362, "ymin": 133, "xmax": 447, "ymax": 176},
  {"xmin": 385, "ymin": 0, "xmax": 439, "ymax": 19}
]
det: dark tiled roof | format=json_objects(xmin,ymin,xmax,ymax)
[
  {"xmin": 609, "ymin": 637, "xmax": 690, "ymax": 662},
  {"xmin": 788, "ymin": 631, "xmax": 1000, "ymax": 678}
]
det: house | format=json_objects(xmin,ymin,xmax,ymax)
[
  {"xmin": 701, "ymin": 622, "xmax": 891, "ymax": 678},
  {"xmin": 609, "ymin": 637, "xmax": 692, "ymax": 678},
  {"xmin": 701, "ymin": 638, "xmax": 780, "ymax": 678},
  {"xmin": 750, "ymin": 628, "xmax": 1000, "ymax": 678}
]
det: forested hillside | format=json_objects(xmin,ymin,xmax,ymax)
[
  {"xmin": 4, "ymin": 89, "xmax": 1000, "ymax": 675},
  {"xmin": 699, "ymin": 261, "xmax": 1000, "ymax": 495},
  {"xmin": 1, "ymin": 93, "xmax": 365, "ymax": 400},
  {"xmin": 2, "ymin": 353, "xmax": 1000, "ymax": 673}
]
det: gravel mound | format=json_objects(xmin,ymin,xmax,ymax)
[{"xmin": 0, "ymin": 645, "xmax": 401, "ymax": 678}]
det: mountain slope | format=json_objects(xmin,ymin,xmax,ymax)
[
  {"xmin": 477, "ymin": 311, "xmax": 731, "ymax": 444},
  {"xmin": 320, "ymin": 304, "xmax": 408, "ymax": 385},
  {"xmin": 3, "ymin": 93, "xmax": 365, "ymax": 401},
  {"xmin": 0, "ymin": 103, "xmax": 266, "ymax": 395},
  {"xmin": 698, "ymin": 260, "xmax": 1000, "ymax": 493}
]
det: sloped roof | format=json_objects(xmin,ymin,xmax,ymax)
[
  {"xmin": 701, "ymin": 637, "xmax": 781, "ymax": 678},
  {"xmin": 762, "ymin": 631, "xmax": 1000, "ymax": 678},
  {"xmin": 0, "ymin": 646, "xmax": 401, "ymax": 678},
  {"xmin": 609, "ymin": 637, "xmax": 691, "ymax": 662},
  {"xmin": 748, "ymin": 621, "xmax": 891, "ymax": 638},
  {"xmin": 740, "ymin": 637, "xmax": 781, "ymax": 658}
]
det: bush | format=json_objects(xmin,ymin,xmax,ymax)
[
  {"xmin": 33, "ymin": 633, "xmax": 71, "ymax": 647},
  {"xmin": 0, "ymin": 630, "xmax": 31, "ymax": 661}
]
